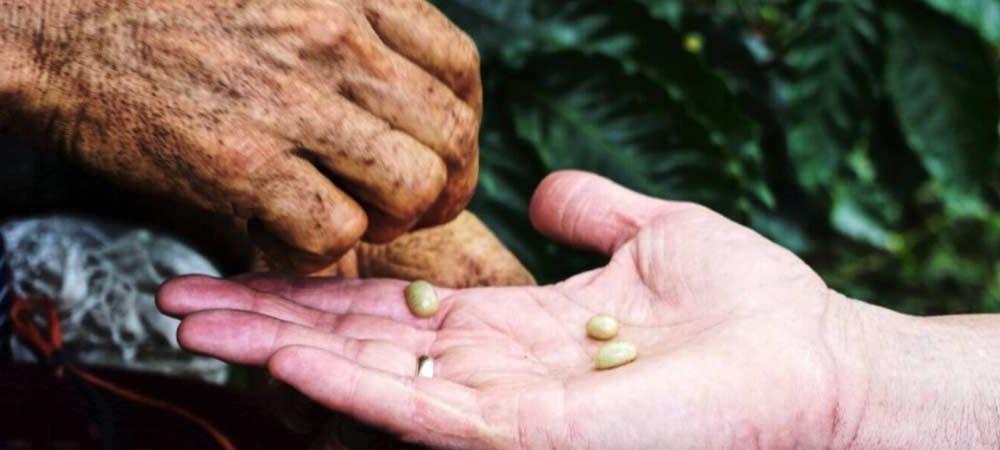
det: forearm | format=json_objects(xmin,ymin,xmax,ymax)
[{"xmin": 836, "ymin": 299, "xmax": 1000, "ymax": 450}]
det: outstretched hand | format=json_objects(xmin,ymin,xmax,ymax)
[{"xmin": 158, "ymin": 171, "xmax": 866, "ymax": 449}]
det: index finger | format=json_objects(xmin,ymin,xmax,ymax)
[
  {"xmin": 268, "ymin": 346, "xmax": 491, "ymax": 449},
  {"xmin": 364, "ymin": 0, "xmax": 483, "ymax": 112},
  {"xmin": 232, "ymin": 273, "xmax": 458, "ymax": 329}
]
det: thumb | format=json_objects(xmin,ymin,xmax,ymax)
[{"xmin": 529, "ymin": 171, "xmax": 689, "ymax": 255}]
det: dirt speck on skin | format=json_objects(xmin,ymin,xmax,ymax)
[
  {"xmin": 1, "ymin": 0, "xmax": 482, "ymax": 272},
  {"xmin": 357, "ymin": 211, "xmax": 535, "ymax": 288}
]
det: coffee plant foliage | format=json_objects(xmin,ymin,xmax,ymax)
[{"xmin": 434, "ymin": 0, "xmax": 1000, "ymax": 314}]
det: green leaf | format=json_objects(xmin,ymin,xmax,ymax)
[
  {"xmin": 508, "ymin": 53, "xmax": 755, "ymax": 212},
  {"xmin": 749, "ymin": 209, "xmax": 813, "ymax": 253},
  {"xmin": 830, "ymin": 184, "xmax": 902, "ymax": 251},
  {"xmin": 782, "ymin": 0, "xmax": 883, "ymax": 191},
  {"xmin": 431, "ymin": 0, "xmax": 535, "ymax": 59},
  {"xmin": 885, "ymin": 3, "xmax": 1000, "ymax": 208},
  {"xmin": 920, "ymin": 0, "xmax": 1000, "ymax": 44},
  {"xmin": 469, "ymin": 83, "xmax": 606, "ymax": 284},
  {"xmin": 470, "ymin": 53, "xmax": 767, "ymax": 282},
  {"xmin": 434, "ymin": 0, "xmax": 1000, "ymax": 313},
  {"xmin": 437, "ymin": 0, "xmax": 764, "ymax": 162},
  {"xmin": 986, "ymin": 263, "xmax": 1000, "ymax": 312},
  {"xmin": 633, "ymin": 0, "xmax": 684, "ymax": 27},
  {"xmin": 532, "ymin": 1, "xmax": 762, "ymax": 156}
]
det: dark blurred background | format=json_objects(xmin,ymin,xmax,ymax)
[{"xmin": 437, "ymin": 0, "xmax": 1000, "ymax": 314}]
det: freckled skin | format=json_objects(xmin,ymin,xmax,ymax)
[
  {"xmin": 257, "ymin": 211, "xmax": 535, "ymax": 284},
  {"xmin": 0, "ymin": 0, "xmax": 482, "ymax": 271},
  {"xmin": 356, "ymin": 211, "xmax": 535, "ymax": 288}
]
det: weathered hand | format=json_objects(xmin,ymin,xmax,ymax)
[
  {"xmin": 354, "ymin": 210, "xmax": 536, "ymax": 287},
  {"xmin": 158, "ymin": 171, "xmax": 865, "ymax": 449},
  {"xmin": 1, "ymin": 0, "xmax": 481, "ymax": 272},
  {"xmin": 254, "ymin": 210, "xmax": 537, "ymax": 287}
]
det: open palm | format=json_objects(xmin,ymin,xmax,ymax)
[{"xmin": 158, "ymin": 171, "xmax": 858, "ymax": 450}]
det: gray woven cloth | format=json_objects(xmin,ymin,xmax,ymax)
[{"xmin": 1, "ymin": 215, "xmax": 228, "ymax": 384}]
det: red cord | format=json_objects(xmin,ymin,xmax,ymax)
[
  {"xmin": 10, "ymin": 297, "xmax": 58, "ymax": 356},
  {"xmin": 69, "ymin": 366, "xmax": 237, "ymax": 450},
  {"xmin": 10, "ymin": 295, "xmax": 237, "ymax": 450}
]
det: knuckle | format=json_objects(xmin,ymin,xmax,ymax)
[
  {"xmin": 340, "ymin": 208, "xmax": 369, "ymax": 241},
  {"xmin": 260, "ymin": 194, "xmax": 365, "ymax": 259},
  {"xmin": 447, "ymin": 156, "xmax": 478, "ymax": 202},
  {"xmin": 458, "ymin": 34, "xmax": 481, "ymax": 72},
  {"xmin": 444, "ymin": 105, "xmax": 479, "ymax": 165},
  {"xmin": 448, "ymin": 35, "xmax": 482, "ymax": 103},
  {"xmin": 408, "ymin": 155, "xmax": 448, "ymax": 207},
  {"xmin": 316, "ymin": 212, "xmax": 366, "ymax": 256},
  {"xmin": 371, "ymin": 131, "xmax": 447, "ymax": 218},
  {"xmin": 299, "ymin": 10, "xmax": 364, "ymax": 57}
]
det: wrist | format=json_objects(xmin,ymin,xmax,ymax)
[{"xmin": 827, "ymin": 294, "xmax": 1000, "ymax": 450}]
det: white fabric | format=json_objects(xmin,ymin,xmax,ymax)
[{"xmin": 2, "ymin": 215, "xmax": 228, "ymax": 384}]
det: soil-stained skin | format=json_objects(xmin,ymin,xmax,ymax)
[
  {"xmin": 356, "ymin": 211, "xmax": 536, "ymax": 287},
  {"xmin": 253, "ymin": 210, "xmax": 535, "ymax": 286},
  {"xmin": 0, "ymin": 0, "xmax": 483, "ymax": 272}
]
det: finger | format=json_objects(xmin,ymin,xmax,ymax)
[
  {"xmin": 247, "ymin": 220, "xmax": 344, "ymax": 274},
  {"xmin": 529, "ymin": 170, "xmax": 696, "ymax": 255},
  {"xmin": 251, "ymin": 155, "xmax": 368, "ymax": 269},
  {"xmin": 295, "ymin": 7, "xmax": 478, "ymax": 230},
  {"xmin": 297, "ymin": 12, "xmax": 477, "ymax": 168},
  {"xmin": 331, "ymin": 32, "xmax": 479, "ymax": 169},
  {"xmin": 158, "ymin": 275, "xmax": 435, "ymax": 353},
  {"xmin": 178, "ymin": 310, "xmax": 418, "ymax": 376},
  {"xmin": 270, "ymin": 89, "xmax": 447, "ymax": 225},
  {"xmin": 356, "ymin": 211, "xmax": 535, "ymax": 287},
  {"xmin": 362, "ymin": 206, "xmax": 419, "ymax": 244},
  {"xmin": 232, "ymin": 273, "xmax": 456, "ymax": 329},
  {"xmin": 268, "ymin": 346, "xmax": 490, "ymax": 449},
  {"xmin": 363, "ymin": 0, "xmax": 483, "ymax": 112},
  {"xmin": 417, "ymin": 151, "xmax": 477, "ymax": 227}
]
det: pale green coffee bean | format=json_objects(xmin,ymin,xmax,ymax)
[
  {"xmin": 594, "ymin": 341, "xmax": 638, "ymax": 370},
  {"xmin": 405, "ymin": 279, "xmax": 439, "ymax": 318},
  {"xmin": 585, "ymin": 314, "xmax": 620, "ymax": 340}
]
